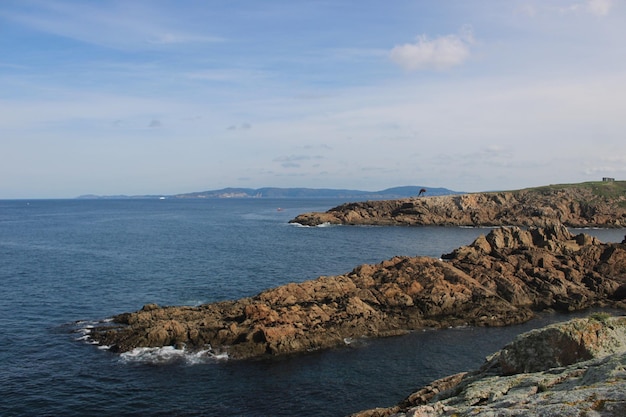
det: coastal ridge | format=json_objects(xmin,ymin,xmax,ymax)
[{"xmin": 290, "ymin": 181, "xmax": 626, "ymax": 228}]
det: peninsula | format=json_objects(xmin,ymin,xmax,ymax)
[
  {"xmin": 290, "ymin": 181, "xmax": 626, "ymax": 228},
  {"xmin": 86, "ymin": 223, "xmax": 626, "ymax": 360}
]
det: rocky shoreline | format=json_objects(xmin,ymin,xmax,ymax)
[
  {"xmin": 351, "ymin": 315, "xmax": 626, "ymax": 417},
  {"xmin": 87, "ymin": 223, "xmax": 626, "ymax": 360},
  {"xmin": 290, "ymin": 183, "xmax": 626, "ymax": 228}
]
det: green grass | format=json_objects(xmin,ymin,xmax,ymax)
[
  {"xmin": 525, "ymin": 181, "xmax": 626, "ymax": 199},
  {"xmin": 589, "ymin": 312, "xmax": 612, "ymax": 324}
]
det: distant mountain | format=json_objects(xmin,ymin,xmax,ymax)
[
  {"xmin": 77, "ymin": 186, "xmax": 462, "ymax": 200},
  {"xmin": 76, "ymin": 194, "xmax": 165, "ymax": 200},
  {"xmin": 174, "ymin": 186, "xmax": 460, "ymax": 199}
]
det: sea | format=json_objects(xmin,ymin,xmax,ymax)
[{"xmin": 1, "ymin": 198, "xmax": 625, "ymax": 417}]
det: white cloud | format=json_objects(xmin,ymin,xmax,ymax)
[
  {"xmin": 516, "ymin": 4, "xmax": 537, "ymax": 17},
  {"xmin": 587, "ymin": 0, "xmax": 612, "ymax": 16},
  {"xmin": 556, "ymin": 0, "xmax": 612, "ymax": 16},
  {"xmin": 389, "ymin": 28, "xmax": 473, "ymax": 71},
  {"xmin": 521, "ymin": 0, "xmax": 612, "ymax": 18}
]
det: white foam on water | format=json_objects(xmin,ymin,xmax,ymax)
[
  {"xmin": 289, "ymin": 221, "xmax": 336, "ymax": 228},
  {"xmin": 73, "ymin": 319, "xmax": 120, "ymax": 348},
  {"xmin": 289, "ymin": 222, "xmax": 310, "ymax": 228},
  {"xmin": 181, "ymin": 299, "xmax": 207, "ymax": 307},
  {"xmin": 73, "ymin": 319, "xmax": 228, "ymax": 364},
  {"xmin": 343, "ymin": 336, "xmax": 369, "ymax": 348},
  {"xmin": 73, "ymin": 321, "xmax": 96, "ymax": 342},
  {"xmin": 119, "ymin": 345, "xmax": 229, "ymax": 365}
]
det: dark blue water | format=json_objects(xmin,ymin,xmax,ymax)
[{"xmin": 1, "ymin": 199, "xmax": 624, "ymax": 417}]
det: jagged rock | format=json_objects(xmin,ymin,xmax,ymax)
[
  {"xmin": 350, "ymin": 316, "xmax": 626, "ymax": 417},
  {"xmin": 443, "ymin": 225, "xmax": 626, "ymax": 312},
  {"xmin": 88, "ymin": 225, "xmax": 626, "ymax": 360},
  {"xmin": 290, "ymin": 184, "xmax": 626, "ymax": 227}
]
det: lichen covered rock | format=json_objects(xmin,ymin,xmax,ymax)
[{"xmin": 351, "ymin": 316, "xmax": 626, "ymax": 417}]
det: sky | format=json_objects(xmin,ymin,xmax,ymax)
[{"xmin": 1, "ymin": 0, "xmax": 625, "ymax": 198}]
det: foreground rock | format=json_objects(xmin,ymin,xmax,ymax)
[
  {"xmin": 351, "ymin": 315, "xmax": 626, "ymax": 417},
  {"xmin": 88, "ymin": 224, "xmax": 626, "ymax": 359},
  {"xmin": 290, "ymin": 182, "xmax": 626, "ymax": 227}
]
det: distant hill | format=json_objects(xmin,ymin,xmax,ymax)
[
  {"xmin": 76, "ymin": 194, "xmax": 165, "ymax": 200},
  {"xmin": 76, "ymin": 186, "xmax": 461, "ymax": 200},
  {"xmin": 173, "ymin": 186, "xmax": 460, "ymax": 199}
]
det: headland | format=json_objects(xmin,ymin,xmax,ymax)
[{"xmin": 290, "ymin": 181, "xmax": 626, "ymax": 228}]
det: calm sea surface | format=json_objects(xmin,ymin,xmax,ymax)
[{"xmin": 1, "ymin": 198, "xmax": 624, "ymax": 417}]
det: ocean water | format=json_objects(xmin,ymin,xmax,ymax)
[{"xmin": 1, "ymin": 198, "xmax": 624, "ymax": 417}]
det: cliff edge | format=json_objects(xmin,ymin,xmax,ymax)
[{"xmin": 290, "ymin": 181, "xmax": 626, "ymax": 227}]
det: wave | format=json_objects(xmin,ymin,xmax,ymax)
[
  {"xmin": 74, "ymin": 320, "xmax": 228, "ymax": 364},
  {"xmin": 73, "ymin": 319, "xmax": 111, "ymax": 347},
  {"xmin": 289, "ymin": 221, "xmax": 337, "ymax": 228},
  {"xmin": 119, "ymin": 346, "xmax": 229, "ymax": 365}
]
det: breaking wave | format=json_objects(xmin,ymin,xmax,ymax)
[
  {"xmin": 74, "ymin": 320, "xmax": 228, "ymax": 365},
  {"xmin": 290, "ymin": 221, "xmax": 336, "ymax": 228},
  {"xmin": 119, "ymin": 346, "xmax": 229, "ymax": 365}
]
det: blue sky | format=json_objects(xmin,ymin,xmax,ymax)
[{"xmin": 1, "ymin": 0, "xmax": 625, "ymax": 198}]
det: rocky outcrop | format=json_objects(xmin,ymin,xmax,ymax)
[
  {"xmin": 290, "ymin": 183, "xmax": 626, "ymax": 227},
  {"xmin": 350, "ymin": 315, "xmax": 626, "ymax": 417},
  {"xmin": 87, "ymin": 224, "xmax": 626, "ymax": 360},
  {"xmin": 442, "ymin": 224, "xmax": 626, "ymax": 312}
]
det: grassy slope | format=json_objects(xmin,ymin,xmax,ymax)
[{"xmin": 518, "ymin": 181, "xmax": 626, "ymax": 199}]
